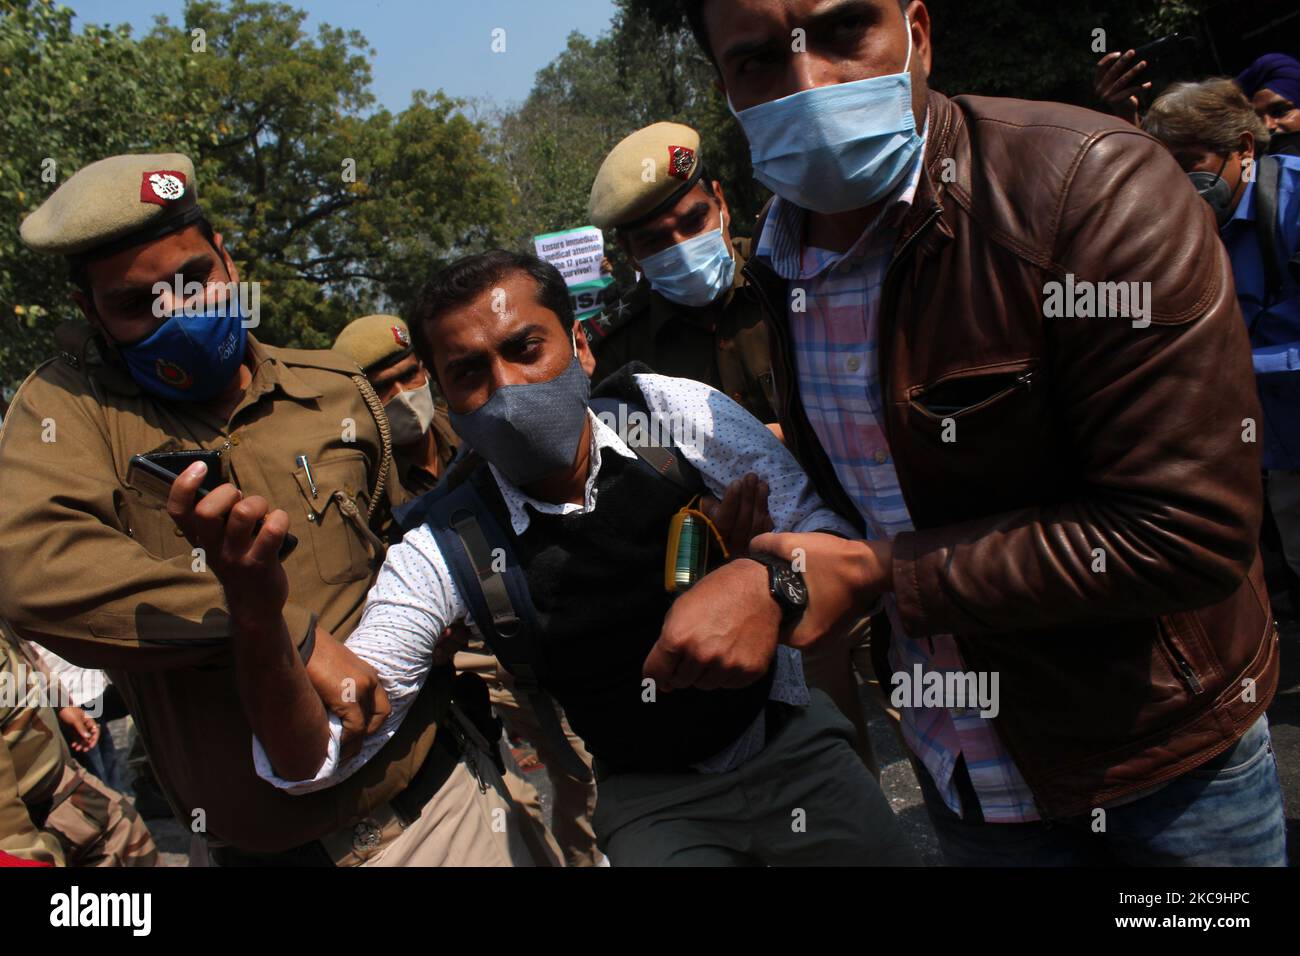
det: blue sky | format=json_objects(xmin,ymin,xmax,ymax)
[{"xmin": 69, "ymin": 0, "xmax": 621, "ymax": 111}]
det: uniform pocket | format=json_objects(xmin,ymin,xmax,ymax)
[{"xmin": 292, "ymin": 452, "xmax": 372, "ymax": 585}]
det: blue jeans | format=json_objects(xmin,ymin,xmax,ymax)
[{"xmin": 917, "ymin": 715, "xmax": 1287, "ymax": 866}]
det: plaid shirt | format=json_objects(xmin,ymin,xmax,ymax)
[{"xmin": 754, "ymin": 140, "xmax": 1039, "ymax": 823}]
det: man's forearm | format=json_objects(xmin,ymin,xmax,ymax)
[{"xmin": 230, "ymin": 613, "xmax": 330, "ymax": 782}]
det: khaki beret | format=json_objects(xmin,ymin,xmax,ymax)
[
  {"xmin": 589, "ymin": 122, "xmax": 703, "ymax": 229},
  {"xmin": 333, "ymin": 314, "xmax": 414, "ymax": 374},
  {"xmin": 20, "ymin": 153, "xmax": 202, "ymax": 258}
]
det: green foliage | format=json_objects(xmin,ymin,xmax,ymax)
[
  {"xmin": 498, "ymin": 0, "xmax": 1212, "ymax": 275},
  {"xmin": 0, "ymin": 0, "xmax": 508, "ymax": 388},
  {"xmin": 142, "ymin": 1, "xmax": 507, "ymax": 350},
  {"xmin": 0, "ymin": 0, "xmax": 208, "ymax": 387},
  {"xmin": 621, "ymin": 0, "xmax": 1211, "ymax": 103},
  {"xmin": 0, "ymin": 0, "xmax": 1220, "ymax": 393},
  {"xmin": 923, "ymin": 0, "xmax": 1208, "ymax": 105},
  {"xmin": 491, "ymin": 1, "xmax": 765, "ymax": 288}
]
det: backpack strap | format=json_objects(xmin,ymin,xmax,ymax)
[
  {"xmin": 587, "ymin": 395, "xmax": 704, "ymax": 495},
  {"xmin": 424, "ymin": 472, "xmax": 592, "ymax": 783},
  {"xmin": 393, "ymin": 448, "xmax": 480, "ymax": 539},
  {"xmin": 1254, "ymin": 156, "xmax": 1286, "ymax": 308}
]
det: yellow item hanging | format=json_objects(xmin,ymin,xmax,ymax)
[{"xmin": 664, "ymin": 495, "xmax": 731, "ymax": 593}]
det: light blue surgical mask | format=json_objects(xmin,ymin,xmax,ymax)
[
  {"xmin": 637, "ymin": 227, "xmax": 736, "ymax": 307},
  {"xmin": 729, "ymin": 17, "xmax": 924, "ymax": 214}
]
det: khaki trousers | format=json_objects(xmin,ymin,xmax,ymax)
[
  {"xmin": 592, "ymin": 690, "xmax": 919, "ymax": 866},
  {"xmin": 345, "ymin": 756, "xmax": 536, "ymax": 867},
  {"xmin": 455, "ymin": 646, "xmax": 601, "ymax": 866},
  {"xmin": 199, "ymin": 751, "xmax": 535, "ymax": 867}
]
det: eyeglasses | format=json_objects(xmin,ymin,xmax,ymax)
[{"xmin": 1263, "ymin": 100, "xmax": 1297, "ymax": 120}]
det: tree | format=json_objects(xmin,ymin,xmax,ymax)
[
  {"xmin": 921, "ymin": 0, "xmax": 1208, "ymax": 106},
  {"xmin": 0, "ymin": 0, "xmax": 510, "ymax": 389},
  {"xmin": 491, "ymin": 0, "xmax": 766, "ymax": 288},
  {"xmin": 492, "ymin": 33, "xmax": 620, "ymax": 250},
  {"xmin": 624, "ymin": 0, "xmax": 1214, "ymax": 107},
  {"xmin": 141, "ymin": 0, "xmax": 510, "ymax": 348},
  {"xmin": 1, "ymin": 0, "xmax": 1236, "ymax": 393},
  {"xmin": 0, "ymin": 0, "xmax": 208, "ymax": 389}
]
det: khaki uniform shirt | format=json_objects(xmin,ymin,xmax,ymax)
[
  {"xmin": 591, "ymin": 239, "xmax": 778, "ymax": 423},
  {"xmin": 0, "ymin": 332, "xmax": 444, "ymax": 853}
]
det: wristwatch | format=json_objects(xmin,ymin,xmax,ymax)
[{"xmin": 753, "ymin": 555, "xmax": 808, "ymax": 626}]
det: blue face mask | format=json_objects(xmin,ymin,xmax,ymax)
[
  {"xmin": 638, "ymin": 227, "xmax": 737, "ymax": 307},
  {"xmin": 729, "ymin": 17, "xmax": 924, "ymax": 214},
  {"xmin": 449, "ymin": 355, "xmax": 591, "ymax": 487},
  {"xmin": 119, "ymin": 304, "xmax": 247, "ymax": 402}
]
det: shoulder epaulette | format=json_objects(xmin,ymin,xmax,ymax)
[
  {"xmin": 267, "ymin": 344, "xmax": 366, "ymax": 376},
  {"xmin": 591, "ymin": 286, "xmax": 650, "ymax": 341},
  {"xmin": 49, "ymin": 320, "xmax": 136, "ymax": 397}
]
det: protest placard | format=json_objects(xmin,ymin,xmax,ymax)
[
  {"xmin": 534, "ymin": 226, "xmax": 617, "ymax": 328},
  {"xmin": 534, "ymin": 226, "xmax": 606, "ymax": 285}
]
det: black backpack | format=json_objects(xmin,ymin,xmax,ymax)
[
  {"xmin": 393, "ymin": 392, "xmax": 702, "ymax": 781},
  {"xmin": 1250, "ymin": 154, "xmax": 1300, "ymax": 336}
]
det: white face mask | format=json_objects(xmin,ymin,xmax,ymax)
[{"xmin": 384, "ymin": 382, "xmax": 437, "ymax": 446}]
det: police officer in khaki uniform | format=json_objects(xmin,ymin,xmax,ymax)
[
  {"xmin": 0, "ymin": 153, "xmax": 534, "ymax": 865},
  {"xmin": 590, "ymin": 125, "xmax": 877, "ymax": 774},
  {"xmin": 334, "ymin": 314, "xmax": 602, "ymax": 867},
  {"xmin": 333, "ymin": 315, "xmax": 459, "ymax": 496},
  {"xmin": 588, "ymin": 122, "xmax": 777, "ymax": 424},
  {"xmin": 1, "ymin": 626, "xmax": 157, "ymax": 866}
]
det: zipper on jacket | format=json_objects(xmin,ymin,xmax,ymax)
[
  {"xmin": 882, "ymin": 205, "xmax": 944, "ymax": 299},
  {"xmin": 910, "ymin": 367, "xmax": 1037, "ymax": 420},
  {"xmin": 878, "ymin": 204, "xmax": 943, "ymax": 428},
  {"xmin": 744, "ymin": 262, "xmax": 803, "ymax": 446},
  {"xmin": 1156, "ymin": 619, "xmax": 1204, "ymax": 695}
]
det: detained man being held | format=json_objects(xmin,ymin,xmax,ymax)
[{"xmin": 169, "ymin": 250, "xmax": 917, "ymax": 867}]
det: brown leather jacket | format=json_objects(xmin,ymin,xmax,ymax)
[{"xmin": 744, "ymin": 90, "xmax": 1280, "ymax": 818}]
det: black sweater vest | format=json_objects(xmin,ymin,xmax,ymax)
[{"xmin": 471, "ymin": 370, "xmax": 774, "ymax": 773}]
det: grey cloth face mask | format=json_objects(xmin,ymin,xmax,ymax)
[
  {"xmin": 383, "ymin": 382, "xmax": 438, "ymax": 446},
  {"xmin": 448, "ymin": 356, "xmax": 591, "ymax": 486}
]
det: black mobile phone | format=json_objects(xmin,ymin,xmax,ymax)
[
  {"xmin": 1131, "ymin": 33, "xmax": 1197, "ymax": 73},
  {"xmin": 126, "ymin": 452, "xmax": 298, "ymax": 560},
  {"xmin": 127, "ymin": 451, "xmax": 223, "ymax": 508}
]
